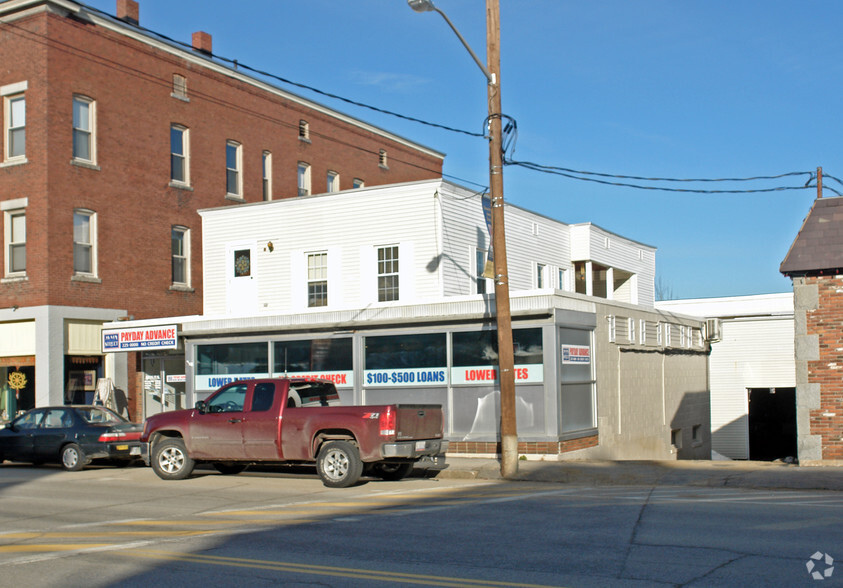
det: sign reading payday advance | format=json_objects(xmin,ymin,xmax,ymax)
[
  {"xmin": 102, "ymin": 325, "xmax": 178, "ymax": 352},
  {"xmin": 561, "ymin": 344, "xmax": 591, "ymax": 364}
]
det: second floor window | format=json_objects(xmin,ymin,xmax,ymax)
[
  {"xmin": 307, "ymin": 252, "xmax": 328, "ymax": 307},
  {"xmin": 73, "ymin": 210, "xmax": 96, "ymax": 276},
  {"xmin": 476, "ymin": 248, "xmax": 490, "ymax": 295},
  {"xmin": 5, "ymin": 94, "xmax": 25, "ymax": 160},
  {"xmin": 72, "ymin": 96, "xmax": 95, "ymax": 162},
  {"xmin": 353, "ymin": 178, "xmax": 365, "ymax": 189},
  {"xmin": 170, "ymin": 125, "xmax": 189, "ymax": 184},
  {"xmin": 226, "ymin": 140, "xmax": 242, "ymax": 196},
  {"xmin": 6, "ymin": 210, "xmax": 25, "ymax": 275},
  {"xmin": 536, "ymin": 263, "xmax": 546, "ymax": 288},
  {"xmin": 297, "ymin": 162, "xmax": 311, "ymax": 196},
  {"xmin": 171, "ymin": 226, "xmax": 190, "ymax": 286},
  {"xmin": 377, "ymin": 245, "xmax": 399, "ymax": 302}
]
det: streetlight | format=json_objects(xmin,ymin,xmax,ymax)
[{"xmin": 408, "ymin": 0, "xmax": 518, "ymax": 478}]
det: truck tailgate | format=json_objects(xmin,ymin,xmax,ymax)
[{"xmin": 394, "ymin": 404, "xmax": 443, "ymax": 440}]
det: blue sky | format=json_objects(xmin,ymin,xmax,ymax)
[{"xmin": 81, "ymin": 0, "xmax": 841, "ymax": 299}]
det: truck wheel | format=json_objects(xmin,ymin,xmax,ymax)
[
  {"xmin": 213, "ymin": 462, "xmax": 247, "ymax": 475},
  {"xmin": 372, "ymin": 462, "xmax": 414, "ymax": 481},
  {"xmin": 152, "ymin": 438, "xmax": 195, "ymax": 480},
  {"xmin": 61, "ymin": 443, "xmax": 86, "ymax": 471},
  {"xmin": 316, "ymin": 440, "xmax": 363, "ymax": 488}
]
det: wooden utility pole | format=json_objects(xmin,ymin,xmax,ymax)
[{"xmin": 486, "ymin": 0, "xmax": 518, "ymax": 478}]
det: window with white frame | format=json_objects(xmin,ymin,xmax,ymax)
[
  {"xmin": 170, "ymin": 125, "xmax": 189, "ymax": 185},
  {"xmin": 307, "ymin": 252, "xmax": 328, "ymax": 307},
  {"xmin": 262, "ymin": 151, "xmax": 272, "ymax": 201},
  {"xmin": 299, "ymin": 120, "xmax": 310, "ymax": 141},
  {"xmin": 72, "ymin": 95, "xmax": 95, "ymax": 163},
  {"xmin": 327, "ymin": 170, "xmax": 339, "ymax": 193},
  {"xmin": 225, "ymin": 140, "xmax": 242, "ymax": 197},
  {"xmin": 640, "ymin": 319, "xmax": 647, "ymax": 345},
  {"xmin": 4, "ymin": 93, "xmax": 25, "ymax": 162},
  {"xmin": 4, "ymin": 209, "xmax": 25, "ymax": 276},
  {"xmin": 536, "ymin": 263, "xmax": 546, "ymax": 288},
  {"xmin": 476, "ymin": 248, "xmax": 491, "ymax": 295},
  {"xmin": 377, "ymin": 245, "xmax": 399, "ymax": 302},
  {"xmin": 297, "ymin": 162, "xmax": 311, "ymax": 196},
  {"xmin": 608, "ymin": 315, "xmax": 616, "ymax": 343},
  {"xmin": 628, "ymin": 318, "xmax": 636, "ymax": 345},
  {"xmin": 557, "ymin": 268, "xmax": 566, "ymax": 290},
  {"xmin": 73, "ymin": 209, "xmax": 96, "ymax": 276},
  {"xmin": 353, "ymin": 178, "xmax": 365, "ymax": 189},
  {"xmin": 171, "ymin": 226, "xmax": 190, "ymax": 286}
]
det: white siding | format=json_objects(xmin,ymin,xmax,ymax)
[{"xmin": 709, "ymin": 317, "xmax": 795, "ymax": 459}]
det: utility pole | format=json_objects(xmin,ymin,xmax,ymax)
[{"xmin": 486, "ymin": 0, "xmax": 518, "ymax": 478}]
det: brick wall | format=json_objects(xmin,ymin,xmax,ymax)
[{"xmin": 803, "ymin": 275, "xmax": 843, "ymax": 460}]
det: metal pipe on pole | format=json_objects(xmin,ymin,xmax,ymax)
[{"xmin": 407, "ymin": 0, "xmax": 517, "ymax": 477}]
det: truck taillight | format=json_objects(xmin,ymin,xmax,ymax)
[{"xmin": 379, "ymin": 407, "xmax": 396, "ymax": 437}]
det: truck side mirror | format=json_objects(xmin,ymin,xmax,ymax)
[{"xmin": 195, "ymin": 400, "xmax": 207, "ymax": 414}]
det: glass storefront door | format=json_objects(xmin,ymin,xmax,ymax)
[{"xmin": 142, "ymin": 355, "xmax": 186, "ymax": 419}]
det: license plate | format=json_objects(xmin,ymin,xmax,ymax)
[
  {"xmin": 415, "ymin": 441, "xmax": 426, "ymax": 451},
  {"xmin": 116, "ymin": 444, "xmax": 129, "ymax": 451},
  {"xmin": 130, "ymin": 447, "xmax": 141, "ymax": 456}
]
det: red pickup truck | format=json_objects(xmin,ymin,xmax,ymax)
[{"xmin": 140, "ymin": 378, "xmax": 448, "ymax": 488}]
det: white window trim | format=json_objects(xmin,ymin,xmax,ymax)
[
  {"xmin": 262, "ymin": 150, "xmax": 272, "ymax": 201},
  {"xmin": 72, "ymin": 209, "xmax": 98, "ymax": 280},
  {"xmin": 306, "ymin": 250, "xmax": 329, "ymax": 308},
  {"xmin": 536, "ymin": 262, "xmax": 547, "ymax": 289},
  {"xmin": 171, "ymin": 226, "xmax": 191, "ymax": 288},
  {"xmin": 475, "ymin": 247, "xmax": 492, "ymax": 295},
  {"xmin": 170, "ymin": 124, "xmax": 190, "ymax": 186},
  {"xmin": 297, "ymin": 162, "xmax": 311, "ymax": 197},
  {"xmin": 3, "ymin": 204, "xmax": 26, "ymax": 279},
  {"xmin": 353, "ymin": 178, "xmax": 365, "ymax": 189},
  {"xmin": 3, "ymin": 92, "xmax": 26, "ymax": 164},
  {"xmin": 327, "ymin": 170, "xmax": 339, "ymax": 193},
  {"xmin": 225, "ymin": 140, "xmax": 242, "ymax": 199},
  {"xmin": 71, "ymin": 95, "xmax": 96, "ymax": 165},
  {"xmin": 376, "ymin": 244, "xmax": 400, "ymax": 302}
]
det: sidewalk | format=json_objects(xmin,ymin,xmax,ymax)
[{"xmin": 430, "ymin": 457, "xmax": 843, "ymax": 491}]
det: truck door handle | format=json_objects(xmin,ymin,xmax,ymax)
[{"xmin": 228, "ymin": 418, "xmax": 242, "ymax": 424}]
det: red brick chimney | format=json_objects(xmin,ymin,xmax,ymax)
[
  {"xmin": 192, "ymin": 31, "xmax": 213, "ymax": 55},
  {"xmin": 116, "ymin": 0, "xmax": 139, "ymax": 25}
]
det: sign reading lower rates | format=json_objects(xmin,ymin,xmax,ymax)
[{"xmin": 102, "ymin": 325, "xmax": 178, "ymax": 352}]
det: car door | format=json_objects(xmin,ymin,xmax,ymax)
[
  {"xmin": 189, "ymin": 382, "xmax": 248, "ymax": 460},
  {"xmin": 242, "ymin": 381, "xmax": 281, "ymax": 460},
  {"xmin": 32, "ymin": 408, "xmax": 75, "ymax": 463},
  {"xmin": 1, "ymin": 409, "xmax": 45, "ymax": 462}
]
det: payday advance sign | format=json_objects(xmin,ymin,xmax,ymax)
[{"xmin": 102, "ymin": 325, "xmax": 178, "ymax": 352}]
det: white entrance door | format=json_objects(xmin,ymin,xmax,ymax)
[{"xmin": 227, "ymin": 242, "xmax": 258, "ymax": 315}]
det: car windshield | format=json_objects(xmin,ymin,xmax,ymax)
[{"xmin": 74, "ymin": 407, "xmax": 125, "ymax": 425}]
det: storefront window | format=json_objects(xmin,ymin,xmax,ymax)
[
  {"xmin": 559, "ymin": 327, "xmax": 596, "ymax": 433},
  {"xmin": 364, "ymin": 333, "xmax": 446, "ymax": 387},
  {"xmin": 451, "ymin": 328, "xmax": 544, "ymax": 385},
  {"xmin": 195, "ymin": 342, "xmax": 268, "ymax": 390},
  {"xmin": 273, "ymin": 338, "xmax": 353, "ymax": 387}
]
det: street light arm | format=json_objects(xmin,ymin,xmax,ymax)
[{"xmin": 408, "ymin": 0, "xmax": 493, "ymax": 83}]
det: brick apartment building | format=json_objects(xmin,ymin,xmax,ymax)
[
  {"xmin": 780, "ymin": 194, "xmax": 843, "ymax": 464},
  {"xmin": 0, "ymin": 0, "xmax": 443, "ymax": 418}
]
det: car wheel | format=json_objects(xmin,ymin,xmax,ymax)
[
  {"xmin": 151, "ymin": 438, "xmax": 195, "ymax": 480},
  {"xmin": 61, "ymin": 443, "xmax": 86, "ymax": 471},
  {"xmin": 213, "ymin": 462, "xmax": 247, "ymax": 475},
  {"xmin": 316, "ymin": 440, "xmax": 363, "ymax": 488},
  {"xmin": 371, "ymin": 462, "xmax": 414, "ymax": 481}
]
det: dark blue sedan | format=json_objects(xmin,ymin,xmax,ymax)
[{"xmin": 0, "ymin": 406, "xmax": 143, "ymax": 471}]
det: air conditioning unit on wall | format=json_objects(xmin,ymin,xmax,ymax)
[{"xmin": 705, "ymin": 318, "xmax": 722, "ymax": 343}]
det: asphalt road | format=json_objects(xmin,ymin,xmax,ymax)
[{"xmin": 1, "ymin": 463, "xmax": 841, "ymax": 587}]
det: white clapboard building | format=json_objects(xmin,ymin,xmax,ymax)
[{"xmin": 105, "ymin": 179, "xmax": 710, "ymax": 460}]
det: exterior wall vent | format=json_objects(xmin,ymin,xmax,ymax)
[{"xmin": 705, "ymin": 318, "xmax": 722, "ymax": 343}]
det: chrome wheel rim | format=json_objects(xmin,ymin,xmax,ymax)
[
  {"xmin": 159, "ymin": 447, "xmax": 184, "ymax": 474},
  {"xmin": 323, "ymin": 449, "xmax": 349, "ymax": 481}
]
